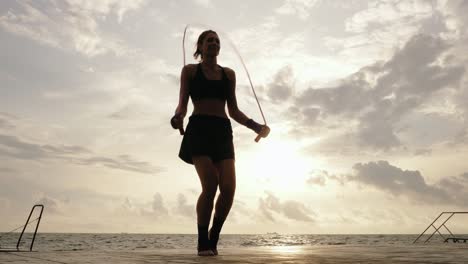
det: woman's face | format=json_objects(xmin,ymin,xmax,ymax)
[{"xmin": 200, "ymin": 32, "xmax": 220, "ymax": 58}]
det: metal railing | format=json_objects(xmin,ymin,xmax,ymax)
[
  {"xmin": 413, "ymin": 211, "xmax": 468, "ymax": 243},
  {"xmin": 0, "ymin": 204, "xmax": 45, "ymax": 252}
]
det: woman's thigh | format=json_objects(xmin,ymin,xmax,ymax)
[
  {"xmin": 214, "ymin": 159, "xmax": 236, "ymax": 191},
  {"xmin": 193, "ymin": 156, "xmax": 219, "ymax": 190}
]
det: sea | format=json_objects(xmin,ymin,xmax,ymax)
[{"xmin": 0, "ymin": 232, "xmax": 466, "ymax": 252}]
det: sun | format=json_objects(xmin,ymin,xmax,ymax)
[{"xmin": 239, "ymin": 133, "xmax": 319, "ymax": 194}]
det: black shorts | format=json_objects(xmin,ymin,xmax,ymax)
[{"xmin": 179, "ymin": 115, "xmax": 235, "ymax": 164}]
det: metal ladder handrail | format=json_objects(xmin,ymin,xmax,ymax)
[
  {"xmin": 0, "ymin": 204, "xmax": 45, "ymax": 252},
  {"xmin": 413, "ymin": 211, "xmax": 468, "ymax": 243}
]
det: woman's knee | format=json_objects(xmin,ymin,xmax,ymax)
[
  {"xmin": 219, "ymin": 184, "xmax": 235, "ymax": 198},
  {"xmin": 201, "ymin": 183, "xmax": 218, "ymax": 200}
]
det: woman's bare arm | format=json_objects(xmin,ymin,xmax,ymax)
[
  {"xmin": 225, "ymin": 68, "xmax": 250, "ymax": 125},
  {"xmin": 174, "ymin": 65, "xmax": 191, "ymax": 118},
  {"xmin": 226, "ymin": 67, "xmax": 270, "ymax": 138}
]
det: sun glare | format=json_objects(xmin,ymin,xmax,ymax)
[{"xmin": 241, "ymin": 137, "xmax": 317, "ymax": 193}]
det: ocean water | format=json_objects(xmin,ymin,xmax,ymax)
[{"xmin": 1, "ymin": 233, "xmax": 466, "ymax": 252}]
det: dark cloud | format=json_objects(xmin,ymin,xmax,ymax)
[
  {"xmin": 357, "ymin": 109, "xmax": 401, "ymax": 150},
  {"xmin": 350, "ymin": 161, "xmax": 449, "ymax": 200},
  {"xmin": 267, "ymin": 66, "xmax": 295, "ymax": 102},
  {"xmin": 258, "ymin": 192, "xmax": 315, "ymax": 222},
  {"xmin": 0, "ymin": 134, "xmax": 164, "ymax": 175},
  {"xmin": 314, "ymin": 160, "xmax": 468, "ymax": 206},
  {"xmin": 295, "ymin": 34, "xmax": 465, "ymax": 152},
  {"xmin": 296, "ymin": 72, "xmax": 372, "ymax": 117},
  {"xmin": 347, "ymin": 161, "xmax": 468, "ymax": 204}
]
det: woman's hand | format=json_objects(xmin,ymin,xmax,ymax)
[
  {"xmin": 246, "ymin": 119, "xmax": 270, "ymax": 142},
  {"xmin": 170, "ymin": 114, "xmax": 184, "ymax": 135},
  {"xmin": 259, "ymin": 125, "xmax": 270, "ymax": 138},
  {"xmin": 254, "ymin": 124, "xmax": 270, "ymax": 142}
]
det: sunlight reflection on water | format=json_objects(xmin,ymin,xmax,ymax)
[{"xmin": 269, "ymin": 245, "xmax": 304, "ymax": 254}]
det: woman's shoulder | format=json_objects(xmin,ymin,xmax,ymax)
[
  {"xmin": 221, "ymin": 66, "xmax": 235, "ymax": 80},
  {"xmin": 183, "ymin": 63, "xmax": 199, "ymax": 72},
  {"xmin": 182, "ymin": 63, "xmax": 199, "ymax": 78}
]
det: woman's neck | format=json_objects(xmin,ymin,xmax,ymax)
[{"xmin": 201, "ymin": 57, "xmax": 217, "ymax": 69}]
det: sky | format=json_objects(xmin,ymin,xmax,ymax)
[{"xmin": 1, "ymin": 0, "xmax": 468, "ymax": 234}]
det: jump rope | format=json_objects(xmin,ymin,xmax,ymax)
[{"xmin": 180, "ymin": 24, "xmax": 268, "ymax": 142}]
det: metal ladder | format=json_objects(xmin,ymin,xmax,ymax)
[
  {"xmin": 413, "ymin": 211, "xmax": 468, "ymax": 243},
  {"xmin": 0, "ymin": 204, "xmax": 45, "ymax": 252}
]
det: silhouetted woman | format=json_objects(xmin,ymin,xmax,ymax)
[{"xmin": 171, "ymin": 30, "xmax": 270, "ymax": 256}]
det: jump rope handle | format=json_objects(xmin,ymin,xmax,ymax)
[
  {"xmin": 255, "ymin": 125, "xmax": 270, "ymax": 142},
  {"xmin": 255, "ymin": 134, "xmax": 261, "ymax": 142},
  {"xmin": 171, "ymin": 116, "xmax": 185, "ymax": 135}
]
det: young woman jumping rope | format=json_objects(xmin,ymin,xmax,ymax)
[{"xmin": 171, "ymin": 29, "xmax": 270, "ymax": 256}]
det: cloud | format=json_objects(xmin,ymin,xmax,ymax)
[
  {"xmin": 305, "ymin": 160, "xmax": 468, "ymax": 207},
  {"xmin": 36, "ymin": 195, "xmax": 63, "ymax": 214},
  {"xmin": 447, "ymin": 128, "xmax": 468, "ymax": 147},
  {"xmin": 438, "ymin": 0, "xmax": 468, "ymax": 37},
  {"xmin": 0, "ymin": 134, "xmax": 164, "ymax": 175},
  {"xmin": 258, "ymin": 192, "xmax": 315, "ymax": 222},
  {"xmin": 296, "ymin": 72, "xmax": 372, "ymax": 117},
  {"xmin": 307, "ymin": 174, "xmax": 326, "ymax": 186},
  {"xmin": 0, "ymin": 172, "xmax": 126, "ymax": 222},
  {"xmin": 307, "ymin": 170, "xmax": 346, "ymax": 187},
  {"xmin": 0, "ymin": 112, "xmax": 17, "ymax": 130},
  {"xmin": 175, "ymin": 193, "xmax": 194, "ymax": 219},
  {"xmin": 282, "ymin": 200, "xmax": 315, "ymax": 222},
  {"xmin": 78, "ymin": 155, "xmax": 163, "ymax": 174},
  {"xmin": 0, "ymin": 167, "xmax": 15, "ymax": 173},
  {"xmin": 413, "ymin": 148, "xmax": 432, "ymax": 156},
  {"xmin": 275, "ymin": 0, "xmax": 319, "ymax": 20},
  {"xmin": 350, "ymin": 161, "xmax": 448, "ymax": 199},
  {"xmin": 345, "ymin": 0, "xmax": 434, "ymax": 34},
  {"xmin": 314, "ymin": 160, "xmax": 468, "ymax": 206},
  {"xmin": 107, "ymin": 104, "xmax": 149, "ymax": 120},
  {"xmin": 462, "ymin": 173, "xmax": 468, "ymax": 180},
  {"xmin": 65, "ymin": 0, "xmax": 147, "ymax": 22},
  {"xmin": 0, "ymin": 134, "xmax": 55, "ymax": 160},
  {"xmin": 193, "ymin": 0, "xmax": 213, "ymax": 8},
  {"xmin": 267, "ymin": 66, "xmax": 295, "ymax": 102},
  {"xmin": 295, "ymin": 34, "xmax": 465, "ymax": 152},
  {"xmin": 151, "ymin": 192, "xmax": 169, "ymax": 216},
  {"xmin": 258, "ymin": 196, "xmax": 276, "ymax": 222},
  {"xmin": 324, "ymin": 0, "xmax": 439, "ymax": 66},
  {"xmin": 0, "ymin": 1, "xmax": 146, "ymax": 57}
]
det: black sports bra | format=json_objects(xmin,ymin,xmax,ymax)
[{"xmin": 189, "ymin": 64, "xmax": 230, "ymax": 101}]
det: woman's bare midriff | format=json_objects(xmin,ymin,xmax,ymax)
[{"xmin": 192, "ymin": 99, "xmax": 228, "ymax": 118}]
